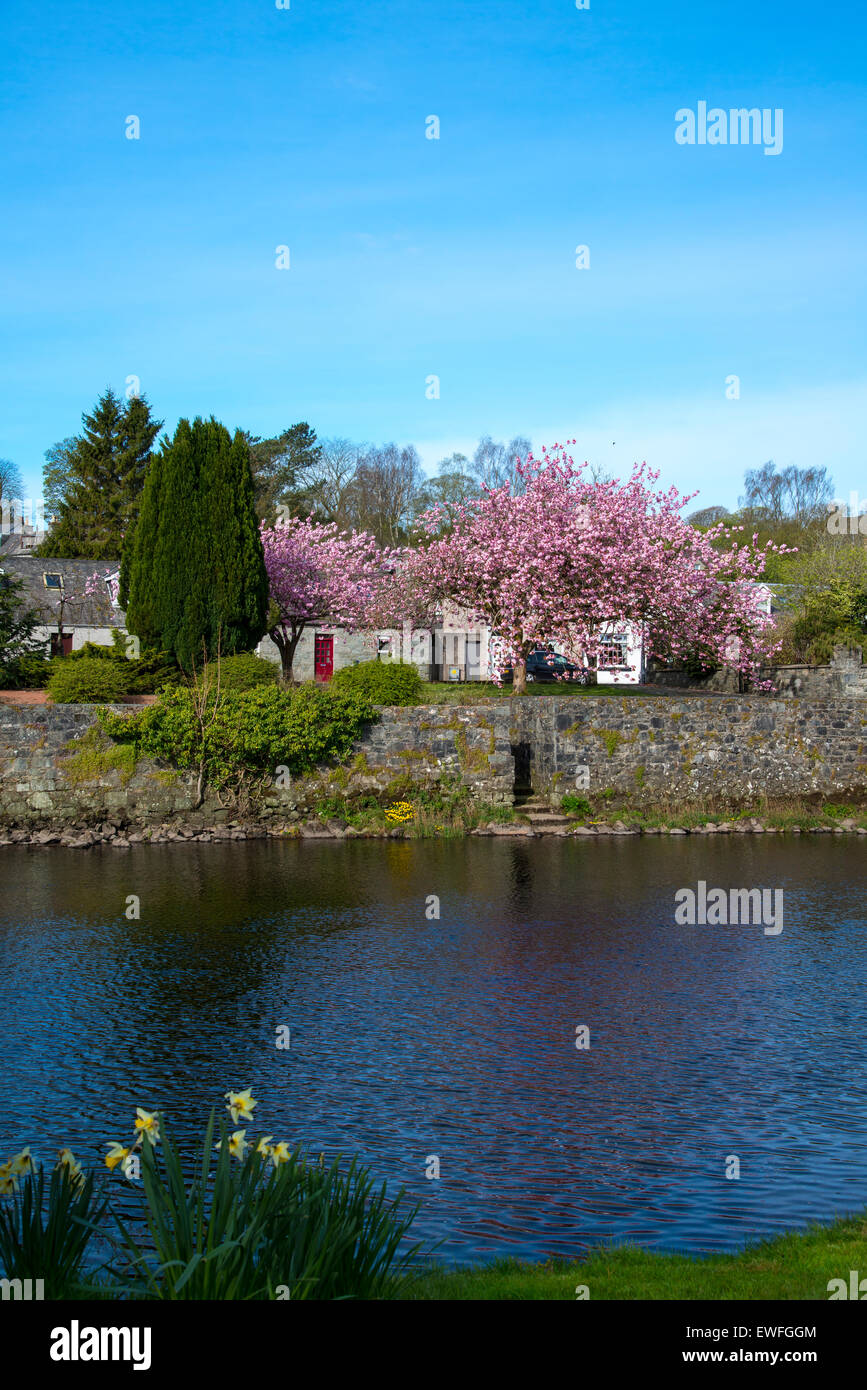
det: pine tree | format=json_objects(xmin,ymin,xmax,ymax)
[
  {"xmin": 39, "ymin": 388, "xmax": 162, "ymax": 558},
  {"xmin": 124, "ymin": 417, "xmax": 269, "ymax": 668}
]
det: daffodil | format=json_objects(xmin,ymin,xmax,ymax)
[
  {"xmin": 216, "ymin": 1129, "xmax": 249, "ymax": 1160},
  {"xmin": 104, "ymin": 1142, "xmax": 132, "ymax": 1173},
  {"xmin": 268, "ymin": 1141, "xmax": 291, "ymax": 1167},
  {"xmin": 0, "ymin": 1160, "xmax": 17, "ymax": 1196},
  {"xmin": 225, "ymin": 1089, "xmax": 257, "ymax": 1124},
  {"xmin": 133, "ymin": 1108, "xmax": 160, "ymax": 1146},
  {"xmin": 55, "ymin": 1149, "xmax": 85, "ymax": 1187},
  {"xmin": 9, "ymin": 1147, "xmax": 33, "ymax": 1177},
  {"xmin": 255, "ymin": 1135, "xmax": 273, "ymax": 1156}
]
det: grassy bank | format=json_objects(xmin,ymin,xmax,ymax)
[{"xmin": 406, "ymin": 1213, "xmax": 867, "ymax": 1299}]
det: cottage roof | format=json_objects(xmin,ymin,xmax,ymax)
[{"xmin": 0, "ymin": 555, "xmax": 126, "ymax": 628}]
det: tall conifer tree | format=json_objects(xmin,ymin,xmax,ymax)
[
  {"xmin": 124, "ymin": 417, "xmax": 268, "ymax": 667},
  {"xmin": 40, "ymin": 388, "xmax": 162, "ymax": 558}
]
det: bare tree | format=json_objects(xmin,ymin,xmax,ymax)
[
  {"xmin": 301, "ymin": 437, "xmax": 364, "ymax": 527},
  {"xmin": 687, "ymin": 505, "xmax": 731, "ymax": 528},
  {"xmin": 469, "ymin": 435, "xmax": 532, "ymax": 493},
  {"xmin": 0, "ymin": 458, "xmax": 25, "ymax": 521},
  {"xmin": 343, "ymin": 443, "xmax": 424, "ymax": 545},
  {"xmin": 739, "ymin": 461, "xmax": 834, "ymax": 527}
]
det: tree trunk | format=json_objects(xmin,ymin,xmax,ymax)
[
  {"xmin": 272, "ymin": 626, "xmax": 303, "ymax": 683},
  {"xmin": 513, "ymin": 658, "xmax": 527, "ymax": 695}
]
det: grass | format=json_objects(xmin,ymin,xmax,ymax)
[
  {"xmin": 420, "ymin": 681, "xmax": 645, "ymax": 704},
  {"xmin": 551, "ymin": 791, "xmax": 867, "ymax": 832},
  {"xmin": 308, "ymin": 780, "xmax": 516, "ymax": 837},
  {"xmin": 405, "ymin": 1212, "xmax": 867, "ymax": 1299}
]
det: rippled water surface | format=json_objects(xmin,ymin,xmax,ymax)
[{"xmin": 2, "ymin": 837, "xmax": 867, "ymax": 1265}]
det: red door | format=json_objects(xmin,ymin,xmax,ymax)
[{"xmin": 314, "ymin": 633, "xmax": 334, "ymax": 682}]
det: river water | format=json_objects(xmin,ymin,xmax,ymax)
[{"xmin": 2, "ymin": 837, "xmax": 866, "ymax": 1266}]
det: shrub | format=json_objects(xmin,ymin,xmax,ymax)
[
  {"xmin": 0, "ymin": 652, "xmax": 51, "ymax": 689},
  {"xmin": 560, "ymin": 794, "xmax": 592, "ymax": 817},
  {"xmin": 64, "ymin": 641, "xmax": 180, "ymax": 694},
  {"xmin": 47, "ymin": 657, "xmax": 132, "ymax": 704},
  {"xmin": 203, "ymin": 653, "xmax": 279, "ymax": 692},
  {"xmin": 67, "ymin": 641, "xmax": 120, "ymax": 661},
  {"xmin": 98, "ymin": 682, "xmax": 376, "ymax": 792},
  {"xmin": 331, "ymin": 660, "xmax": 422, "ymax": 707}
]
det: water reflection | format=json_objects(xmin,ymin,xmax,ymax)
[{"xmin": 1, "ymin": 837, "xmax": 867, "ymax": 1265}]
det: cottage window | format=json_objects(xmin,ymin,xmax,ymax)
[
  {"xmin": 44, "ymin": 573, "xmax": 63, "ymax": 590},
  {"xmin": 598, "ymin": 635, "xmax": 628, "ymax": 667}
]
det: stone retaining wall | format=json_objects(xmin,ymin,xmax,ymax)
[{"xmin": 2, "ymin": 694, "xmax": 867, "ymax": 826}]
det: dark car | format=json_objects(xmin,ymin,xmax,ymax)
[{"xmin": 501, "ymin": 647, "xmax": 591, "ymax": 684}]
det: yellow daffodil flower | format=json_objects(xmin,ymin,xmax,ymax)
[
  {"xmin": 216, "ymin": 1129, "xmax": 249, "ymax": 1160},
  {"xmin": 10, "ymin": 1147, "xmax": 33, "ymax": 1176},
  {"xmin": 104, "ymin": 1142, "xmax": 132, "ymax": 1172},
  {"xmin": 224, "ymin": 1089, "xmax": 257, "ymax": 1124},
  {"xmin": 268, "ymin": 1141, "xmax": 291, "ymax": 1167},
  {"xmin": 255, "ymin": 1136, "xmax": 273, "ymax": 1156},
  {"xmin": 133, "ymin": 1108, "xmax": 160, "ymax": 1146},
  {"xmin": 55, "ymin": 1149, "xmax": 85, "ymax": 1187}
]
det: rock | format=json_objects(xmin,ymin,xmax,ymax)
[
  {"xmin": 668, "ymin": 828, "xmax": 686, "ymax": 835},
  {"xmin": 299, "ymin": 822, "xmax": 332, "ymax": 839},
  {"xmin": 488, "ymin": 824, "xmax": 536, "ymax": 836}
]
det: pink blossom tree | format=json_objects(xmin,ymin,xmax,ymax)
[
  {"xmin": 260, "ymin": 517, "xmax": 396, "ymax": 681},
  {"xmin": 395, "ymin": 443, "xmax": 791, "ymax": 694}
]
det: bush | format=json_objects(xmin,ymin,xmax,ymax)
[
  {"xmin": 0, "ymin": 652, "xmax": 51, "ymax": 689},
  {"xmin": 203, "ymin": 653, "xmax": 279, "ymax": 692},
  {"xmin": 66, "ymin": 641, "xmax": 121, "ymax": 661},
  {"xmin": 47, "ymin": 658, "xmax": 132, "ymax": 704},
  {"xmin": 64, "ymin": 641, "xmax": 181, "ymax": 694},
  {"xmin": 98, "ymin": 681, "xmax": 376, "ymax": 791},
  {"xmin": 331, "ymin": 660, "xmax": 423, "ymax": 707}
]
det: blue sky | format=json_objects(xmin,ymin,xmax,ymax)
[{"xmin": 1, "ymin": 0, "xmax": 864, "ymax": 512}]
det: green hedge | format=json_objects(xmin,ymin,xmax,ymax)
[
  {"xmin": 331, "ymin": 660, "xmax": 423, "ymax": 707},
  {"xmin": 98, "ymin": 682, "xmax": 376, "ymax": 789},
  {"xmin": 48, "ymin": 658, "xmax": 132, "ymax": 704},
  {"xmin": 203, "ymin": 653, "xmax": 278, "ymax": 691}
]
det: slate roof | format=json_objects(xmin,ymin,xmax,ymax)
[{"xmin": 0, "ymin": 555, "xmax": 126, "ymax": 628}]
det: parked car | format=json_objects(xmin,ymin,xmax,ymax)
[{"xmin": 501, "ymin": 647, "xmax": 591, "ymax": 684}]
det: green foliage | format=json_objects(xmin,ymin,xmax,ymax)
[
  {"xmin": 113, "ymin": 1113, "xmax": 421, "ymax": 1302},
  {"xmin": 331, "ymin": 660, "xmax": 423, "ymax": 706},
  {"xmin": 123, "ymin": 417, "xmax": 269, "ymax": 668},
  {"xmin": 0, "ymin": 1164, "xmax": 109, "ymax": 1297},
  {"xmin": 38, "ymin": 389, "xmax": 162, "ymax": 559},
  {"xmin": 48, "ymin": 657, "xmax": 132, "ymax": 704},
  {"xmin": 203, "ymin": 653, "xmax": 278, "ymax": 691},
  {"xmin": 0, "ymin": 572, "xmax": 45, "ymax": 685},
  {"xmin": 98, "ymin": 682, "xmax": 376, "ymax": 791},
  {"xmin": 0, "ymin": 652, "xmax": 51, "ymax": 689},
  {"xmin": 246, "ymin": 421, "xmax": 322, "ymax": 522},
  {"xmin": 779, "ymin": 576, "xmax": 867, "ymax": 664},
  {"xmin": 62, "ymin": 725, "xmax": 138, "ymax": 786},
  {"xmin": 62, "ymin": 641, "xmax": 180, "ymax": 694},
  {"xmin": 560, "ymin": 794, "xmax": 592, "ymax": 816}
]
